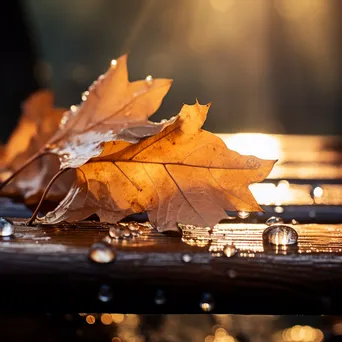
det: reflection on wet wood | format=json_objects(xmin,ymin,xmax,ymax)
[
  {"xmin": 219, "ymin": 134, "xmax": 342, "ymax": 180},
  {"xmin": 1, "ymin": 220, "xmax": 342, "ymax": 314}
]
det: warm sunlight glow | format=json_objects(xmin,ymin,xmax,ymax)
[
  {"xmin": 249, "ymin": 181, "xmax": 314, "ymax": 206},
  {"xmin": 221, "ymin": 133, "xmax": 281, "ymax": 160}
]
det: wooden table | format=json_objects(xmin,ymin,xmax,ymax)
[{"xmin": 1, "ymin": 219, "xmax": 341, "ymax": 314}]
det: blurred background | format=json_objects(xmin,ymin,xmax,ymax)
[
  {"xmin": 1, "ymin": 0, "xmax": 341, "ymax": 143},
  {"xmin": 1, "ymin": 314, "xmax": 342, "ymax": 342}
]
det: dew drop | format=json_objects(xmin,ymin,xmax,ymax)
[
  {"xmin": 122, "ymin": 228, "xmax": 131, "ymax": 238},
  {"xmin": 81, "ymin": 91, "xmax": 89, "ymax": 101},
  {"xmin": 145, "ymin": 75, "xmax": 153, "ymax": 86},
  {"xmin": 102, "ymin": 236, "xmax": 112, "ymax": 244},
  {"xmin": 98, "ymin": 284, "xmax": 113, "ymax": 302},
  {"xmin": 291, "ymin": 219, "xmax": 299, "ymax": 225},
  {"xmin": 262, "ymin": 225, "xmax": 298, "ymax": 246},
  {"xmin": 154, "ymin": 289, "xmax": 166, "ymax": 305},
  {"xmin": 110, "ymin": 59, "xmax": 117, "ymax": 67},
  {"xmin": 200, "ymin": 293, "xmax": 214, "ymax": 312},
  {"xmin": 312, "ymin": 186, "xmax": 323, "ymax": 198},
  {"xmin": 70, "ymin": 105, "xmax": 78, "ymax": 113},
  {"xmin": 89, "ymin": 242, "xmax": 116, "ymax": 263},
  {"xmin": 182, "ymin": 253, "xmax": 192, "ymax": 263},
  {"xmin": 109, "ymin": 226, "xmax": 122, "ymax": 239},
  {"xmin": 266, "ymin": 216, "xmax": 284, "ymax": 226},
  {"xmin": 223, "ymin": 244, "xmax": 237, "ymax": 258},
  {"xmin": 237, "ymin": 211, "xmax": 250, "ymax": 219},
  {"xmin": 274, "ymin": 206, "xmax": 284, "ymax": 214},
  {"xmin": 0, "ymin": 218, "xmax": 15, "ymax": 237},
  {"xmin": 127, "ymin": 222, "xmax": 140, "ymax": 231}
]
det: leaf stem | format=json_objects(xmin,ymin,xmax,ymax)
[
  {"xmin": 0, "ymin": 152, "xmax": 51, "ymax": 192},
  {"xmin": 26, "ymin": 167, "xmax": 71, "ymax": 226}
]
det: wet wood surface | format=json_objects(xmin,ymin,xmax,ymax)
[{"xmin": 1, "ymin": 218, "xmax": 342, "ymax": 314}]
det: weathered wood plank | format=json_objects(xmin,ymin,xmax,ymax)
[{"xmin": 1, "ymin": 220, "xmax": 341, "ymax": 314}]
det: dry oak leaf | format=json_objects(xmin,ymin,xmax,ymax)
[
  {"xmin": 0, "ymin": 91, "xmax": 72, "ymax": 201},
  {"xmin": 41, "ymin": 102, "xmax": 276, "ymax": 232},
  {"xmin": 2, "ymin": 90, "xmax": 65, "ymax": 169},
  {"xmin": 44, "ymin": 54, "xmax": 173, "ymax": 169}
]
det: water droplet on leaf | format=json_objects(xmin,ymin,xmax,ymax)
[
  {"xmin": 89, "ymin": 242, "xmax": 116, "ymax": 263},
  {"xmin": 145, "ymin": 75, "xmax": 153, "ymax": 86},
  {"xmin": 155, "ymin": 289, "xmax": 166, "ymax": 305},
  {"xmin": 81, "ymin": 91, "xmax": 89, "ymax": 101},
  {"xmin": 0, "ymin": 218, "xmax": 14, "ymax": 237},
  {"xmin": 200, "ymin": 293, "xmax": 214, "ymax": 312},
  {"xmin": 98, "ymin": 284, "xmax": 113, "ymax": 302},
  {"xmin": 291, "ymin": 219, "xmax": 299, "ymax": 225},
  {"xmin": 238, "ymin": 211, "xmax": 250, "ymax": 219},
  {"xmin": 263, "ymin": 225, "xmax": 298, "ymax": 246},
  {"xmin": 223, "ymin": 244, "xmax": 237, "ymax": 257},
  {"xmin": 110, "ymin": 59, "xmax": 117, "ymax": 67},
  {"xmin": 266, "ymin": 216, "xmax": 284, "ymax": 226}
]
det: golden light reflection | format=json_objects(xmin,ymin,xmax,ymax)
[
  {"xmin": 101, "ymin": 313, "xmax": 113, "ymax": 325},
  {"xmin": 181, "ymin": 223, "xmax": 342, "ymax": 255},
  {"xmin": 125, "ymin": 314, "xmax": 140, "ymax": 328},
  {"xmin": 279, "ymin": 325, "xmax": 324, "ymax": 342},
  {"xmin": 219, "ymin": 134, "xmax": 342, "ymax": 180},
  {"xmin": 86, "ymin": 315, "xmax": 96, "ymax": 324},
  {"xmin": 222, "ymin": 133, "xmax": 281, "ymax": 160},
  {"xmin": 332, "ymin": 321, "xmax": 342, "ymax": 335},
  {"xmin": 209, "ymin": 0, "xmax": 235, "ymax": 12},
  {"xmin": 111, "ymin": 313, "xmax": 125, "ymax": 324}
]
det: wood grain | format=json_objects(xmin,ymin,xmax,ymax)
[{"xmin": 1, "ymin": 219, "xmax": 342, "ymax": 314}]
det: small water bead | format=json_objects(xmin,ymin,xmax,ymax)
[
  {"xmin": 102, "ymin": 235, "xmax": 112, "ymax": 244},
  {"xmin": 81, "ymin": 91, "xmax": 89, "ymax": 101},
  {"xmin": 154, "ymin": 289, "xmax": 166, "ymax": 305},
  {"xmin": 145, "ymin": 75, "xmax": 153, "ymax": 86},
  {"xmin": 200, "ymin": 293, "xmax": 215, "ymax": 312},
  {"xmin": 266, "ymin": 216, "xmax": 284, "ymax": 226},
  {"xmin": 110, "ymin": 59, "xmax": 117, "ymax": 67},
  {"xmin": 237, "ymin": 211, "xmax": 250, "ymax": 219},
  {"xmin": 274, "ymin": 206, "xmax": 284, "ymax": 214},
  {"xmin": 263, "ymin": 225, "xmax": 298, "ymax": 246},
  {"xmin": 122, "ymin": 228, "xmax": 131, "ymax": 238},
  {"xmin": 291, "ymin": 219, "xmax": 299, "ymax": 225},
  {"xmin": 312, "ymin": 186, "xmax": 323, "ymax": 198},
  {"xmin": 108, "ymin": 226, "xmax": 131, "ymax": 239},
  {"xmin": 98, "ymin": 284, "xmax": 113, "ymax": 302},
  {"xmin": 223, "ymin": 245, "xmax": 237, "ymax": 258},
  {"xmin": 89, "ymin": 242, "xmax": 116, "ymax": 263},
  {"xmin": 182, "ymin": 253, "xmax": 192, "ymax": 263},
  {"xmin": 0, "ymin": 218, "xmax": 15, "ymax": 237}
]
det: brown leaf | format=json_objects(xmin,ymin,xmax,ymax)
[
  {"xmin": 41, "ymin": 102, "xmax": 276, "ymax": 231},
  {"xmin": 0, "ymin": 90, "xmax": 70, "ymax": 201},
  {"xmin": 3, "ymin": 90, "xmax": 65, "ymax": 168},
  {"xmin": 44, "ymin": 54, "xmax": 173, "ymax": 169}
]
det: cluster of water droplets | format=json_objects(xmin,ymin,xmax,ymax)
[{"xmin": 88, "ymin": 221, "xmax": 153, "ymax": 264}]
